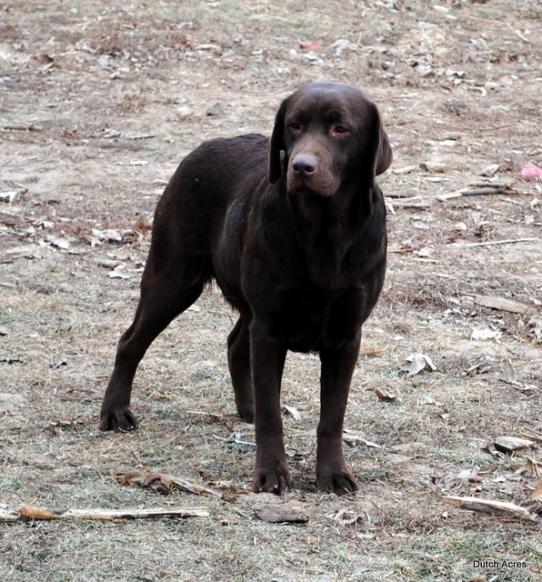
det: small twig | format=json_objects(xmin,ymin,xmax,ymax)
[
  {"xmin": 437, "ymin": 184, "xmax": 519, "ymax": 201},
  {"xmin": 390, "ymin": 199, "xmax": 430, "ymax": 210},
  {"xmin": 1, "ymin": 125, "xmax": 43, "ymax": 132},
  {"xmin": 474, "ymin": 294, "xmax": 531, "ymax": 315},
  {"xmin": 186, "ymin": 410, "xmax": 225, "ymax": 421},
  {"xmin": 463, "ymin": 14, "xmax": 506, "ymax": 26},
  {"xmin": 508, "ymin": 25, "xmax": 530, "ymax": 44},
  {"xmin": 342, "ymin": 431, "xmax": 383, "ymax": 449},
  {"xmin": 388, "ymin": 245, "xmax": 413, "ymax": 254},
  {"xmin": 386, "ymin": 191, "xmax": 421, "ymax": 198},
  {"xmin": 521, "ymin": 429, "xmax": 542, "ymax": 444},
  {"xmin": 462, "ymin": 187, "xmax": 509, "ymax": 196},
  {"xmin": 411, "ymin": 257, "xmax": 438, "ymax": 264},
  {"xmin": 126, "ymin": 134, "xmax": 156, "ymax": 140},
  {"xmin": 444, "ymin": 496, "xmax": 537, "ymax": 522},
  {"xmin": 212, "ymin": 434, "xmax": 256, "ymax": 447},
  {"xmin": 469, "ymin": 123, "xmax": 514, "ymax": 133},
  {"xmin": 449, "ymin": 238, "xmax": 538, "ymax": 249}
]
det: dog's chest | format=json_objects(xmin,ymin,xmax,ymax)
[{"xmin": 268, "ymin": 285, "xmax": 365, "ymax": 352}]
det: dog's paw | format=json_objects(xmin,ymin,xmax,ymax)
[
  {"xmin": 252, "ymin": 465, "xmax": 291, "ymax": 495},
  {"xmin": 317, "ymin": 470, "xmax": 358, "ymax": 495},
  {"xmin": 99, "ymin": 406, "xmax": 138, "ymax": 432}
]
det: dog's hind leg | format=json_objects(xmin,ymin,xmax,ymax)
[
  {"xmin": 227, "ymin": 315, "xmax": 254, "ymax": 423},
  {"xmin": 100, "ymin": 253, "xmax": 207, "ymax": 432}
]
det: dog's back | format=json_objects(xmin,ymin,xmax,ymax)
[{"xmin": 146, "ymin": 133, "xmax": 268, "ymax": 287}]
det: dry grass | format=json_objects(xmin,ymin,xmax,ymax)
[{"xmin": 1, "ymin": 0, "xmax": 541, "ymax": 580}]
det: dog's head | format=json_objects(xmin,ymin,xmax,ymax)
[{"xmin": 269, "ymin": 82, "xmax": 392, "ymax": 197}]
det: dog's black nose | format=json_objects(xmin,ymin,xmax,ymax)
[{"xmin": 292, "ymin": 154, "xmax": 316, "ymax": 176}]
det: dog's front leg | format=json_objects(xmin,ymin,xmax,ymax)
[
  {"xmin": 250, "ymin": 319, "xmax": 290, "ymax": 494},
  {"xmin": 317, "ymin": 333, "xmax": 361, "ymax": 494}
]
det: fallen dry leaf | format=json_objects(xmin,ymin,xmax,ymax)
[
  {"xmin": 474, "ymin": 294, "xmax": 530, "ymax": 315},
  {"xmin": 207, "ymin": 480, "xmax": 252, "ymax": 494},
  {"xmin": 471, "ymin": 327, "xmax": 502, "ymax": 341},
  {"xmin": 494, "ymin": 436, "xmax": 535, "ymax": 454},
  {"xmin": 330, "ymin": 38, "xmax": 357, "ymax": 56},
  {"xmin": 134, "ymin": 214, "xmax": 152, "ymax": 232},
  {"xmin": 515, "ymin": 457, "xmax": 541, "ymax": 478},
  {"xmin": 343, "ymin": 430, "xmax": 382, "ymax": 449},
  {"xmin": 420, "ymin": 160, "xmax": 446, "ymax": 173},
  {"xmin": 465, "ymin": 355, "xmax": 494, "ymax": 376},
  {"xmin": 253, "ymin": 502, "xmax": 308, "ymax": 524},
  {"xmin": 406, "ymin": 353, "xmax": 437, "ymax": 376},
  {"xmin": 480, "ymin": 163, "xmax": 499, "ymax": 177},
  {"xmin": 45, "ymin": 235, "xmax": 71, "ymax": 250},
  {"xmin": 326, "ymin": 508, "xmax": 363, "ymax": 526},
  {"xmin": 532, "ymin": 482, "xmax": 542, "ymax": 503},
  {"xmin": 282, "ymin": 404, "xmax": 301, "ymax": 421},
  {"xmin": 456, "ymin": 467, "xmax": 482, "ymax": 482},
  {"xmin": 528, "ymin": 317, "xmax": 542, "ymax": 343},
  {"xmin": 116, "ymin": 471, "xmax": 221, "ymax": 497},
  {"xmin": 0, "ymin": 190, "xmax": 23, "ymax": 203},
  {"xmin": 443, "ymin": 466, "xmax": 482, "ymax": 490},
  {"xmin": 91, "ymin": 228, "xmax": 124, "ymax": 242},
  {"xmin": 374, "ymin": 387, "xmax": 397, "ymax": 402},
  {"xmin": 360, "ymin": 345, "xmax": 385, "ymax": 357},
  {"xmin": 108, "ymin": 268, "xmax": 130, "ymax": 279}
]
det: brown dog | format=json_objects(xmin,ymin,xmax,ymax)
[{"xmin": 100, "ymin": 81, "xmax": 392, "ymax": 494}]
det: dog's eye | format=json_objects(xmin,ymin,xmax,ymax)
[
  {"xmin": 288, "ymin": 121, "xmax": 302, "ymax": 131},
  {"xmin": 332, "ymin": 124, "xmax": 350, "ymax": 135}
]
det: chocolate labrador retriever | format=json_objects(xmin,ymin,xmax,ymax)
[{"xmin": 100, "ymin": 81, "xmax": 392, "ymax": 494}]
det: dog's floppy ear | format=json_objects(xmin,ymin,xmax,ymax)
[
  {"xmin": 364, "ymin": 103, "xmax": 392, "ymax": 186},
  {"xmin": 268, "ymin": 98, "xmax": 288, "ymax": 184},
  {"xmin": 375, "ymin": 126, "xmax": 392, "ymax": 176}
]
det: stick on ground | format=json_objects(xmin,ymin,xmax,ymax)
[
  {"xmin": 474, "ymin": 294, "xmax": 531, "ymax": 315},
  {"xmin": 444, "ymin": 496, "xmax": 538, "ymax": 522},
  {"xmin": 0, "ymin": 505, "xmax": 209, "ymax": 522},
  {"xmin": 449, "ymin": 237, "xmax": 538, "ymax": 249}
]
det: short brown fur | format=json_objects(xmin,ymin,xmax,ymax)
[{"xmin": 100, "ymin": 82, "xmax": 392, "ymax": 494}]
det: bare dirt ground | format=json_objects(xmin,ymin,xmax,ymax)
[{"xmin": 1, "ymin": 0, "xmax": 541, "ymax": 580}]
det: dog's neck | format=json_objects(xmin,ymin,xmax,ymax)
[
  {"xmin": 288, "ymin": 183, "xmax": 372, "ymax": 237},
  {"xmin": 286, "ymin": 186, "xmax": 371, "ymax": 286}
]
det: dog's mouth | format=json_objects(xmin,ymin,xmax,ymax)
[{"xmin": 286, "ymin": 172, "xmax": 336, "ymax": 198}]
